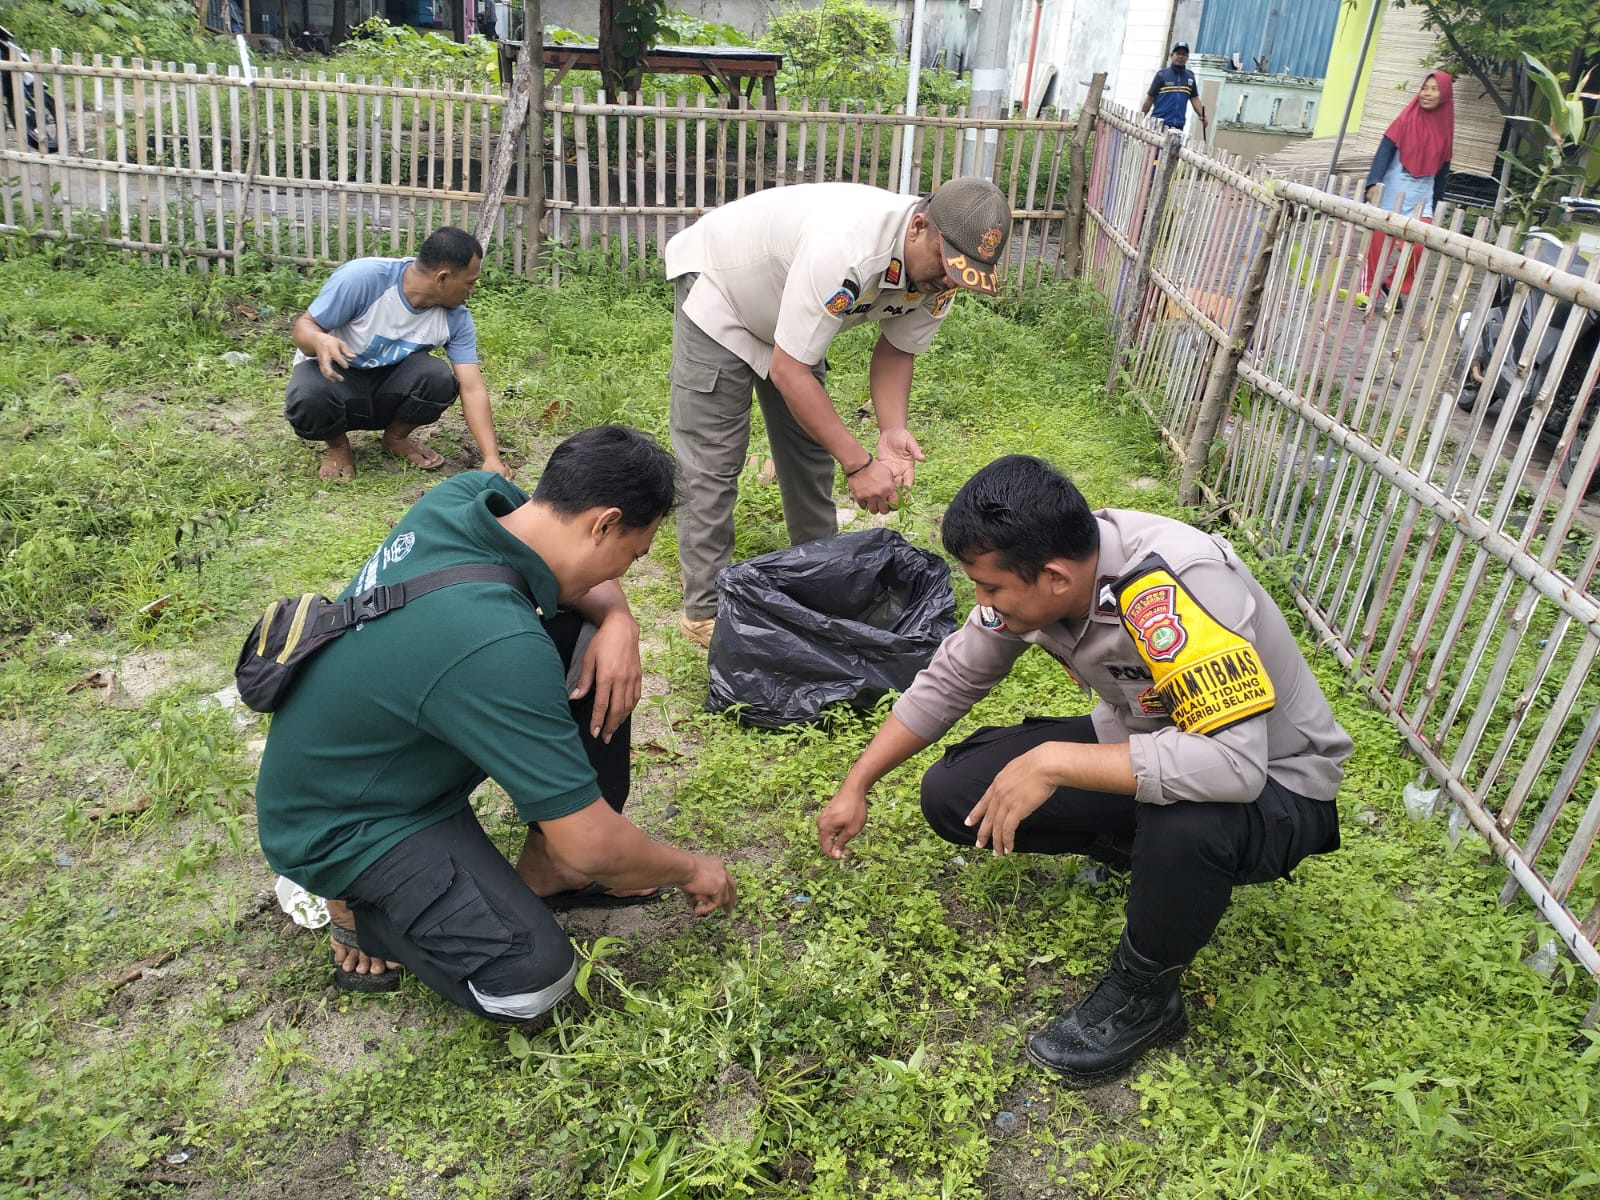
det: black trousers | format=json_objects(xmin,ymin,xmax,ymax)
[
  {"xmin": 283, "ymin": 352, "xmax": 458, "ymax": 440},
  {"xmin": 341, "ymin": 609, "xmax": 630, "ymax": 1021},
  {"xmin": 543, "ymin": 609, "xmax": 631, "ymax": 813},
  {"xmin": 920, "ymin": 716, "xmax": 1339, "ymax": 967}
]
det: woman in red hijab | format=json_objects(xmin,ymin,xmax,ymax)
[{"xmin": 1357, "ymin": 71, "xmax": 1455, "ymax": 306}]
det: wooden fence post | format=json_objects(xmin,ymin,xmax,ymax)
[
  {"xmin": 1059, "ymin": 71, "xmax": 1103, "ymax": 280},
  {"xmin": 1177, "ymin": 194, "xmax": 1284, "ymax": 505},
  {"xmin": 474, "ymin": 0, "xmax": 541, "ymax": 265},
  {"xmin": 231, "ymin": 69, "xmax": 262, "ymax": 273},
  {"xmin": 526, "ymin": 0, "xmax": 545, "ymax": 274},
  {"xmin": 1106, "ymin": 125, "xmax": 1181, "ymax": 398}
]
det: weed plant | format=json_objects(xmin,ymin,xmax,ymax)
[
  {"xmin": 0, "ymin": 247, "xmax": 1595, "ymax": 1199},
  {"xmin": 0, "ymin": 0, "xmax": 210, "ymax": 63}
]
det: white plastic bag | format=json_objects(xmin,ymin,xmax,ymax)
[
  {"xmin": 1402, "ymin": 780, "xmax": 1440, "ymax": 822},
  {"xmin": 274, "ymin": 874, "xmax": 330, "ymax": 929}
]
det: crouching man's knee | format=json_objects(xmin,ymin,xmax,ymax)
[
  {"xmin": 466, "ymin": 943, "xmax": 578, "ymax": 1023},
  {"xmin": 920, "ymin": 764, "xmax": 979, "ymax": 847}
]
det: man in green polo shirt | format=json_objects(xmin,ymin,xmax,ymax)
[{"xmin": 254, "ymin": 426, "xmax": 737, "ymax": 1021}]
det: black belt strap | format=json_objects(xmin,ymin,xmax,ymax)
[{"xmin": 311, "ymin": 564, "xmax": 533, "ymax": 635}]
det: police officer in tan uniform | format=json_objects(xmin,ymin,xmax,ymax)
[
  {"xmin": 663, "ymin": 177, "xmax": 1013, "ymax": 648},
  {"xmin": 817, "ymin": 455, "xmax": 1351, "ymax": 1087}
]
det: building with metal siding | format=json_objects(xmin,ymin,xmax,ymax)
[
  {"xmin": 1195, "ymin": 0, "xmax": 1340, "ymax": 79},
  {"xmin": 1000, "ymin": 0, "xmax": 1180, "ymax": 118}
]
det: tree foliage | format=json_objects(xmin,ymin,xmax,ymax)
[
  {"xmin": 1395, "ymin": 0, "xmax": 1597, "ymax": 116},
  {"xmin": 0, "ymin": 0, "xmax": 211, "ymax": 62},
  {"xmin": 761, "ymin": 0, "xmax": 896, "ymax": 95},
  {"xmin": 598, "ymin": 0, "xmax": 668, "ymax": 100},
  {"xmin": 1501, "ymin": 53, "xmax": 1600, "ymax": 229}
]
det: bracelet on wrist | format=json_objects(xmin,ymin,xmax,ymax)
[{"xmin": 844, "ymin": 454, "xmax": 874, "ymax": 478}]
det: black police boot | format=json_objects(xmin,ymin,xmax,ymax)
[{"xmin": 1025, "ymin": 930, "xmax": 1188, "ymax": 1088}]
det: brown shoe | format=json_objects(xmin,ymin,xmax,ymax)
[{"xmin": 679, "ymin": 615, "xmax": 716, "ymax": 649}]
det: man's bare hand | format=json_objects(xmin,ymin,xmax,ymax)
[
  {"xmin": 313, "ymin": 332, "xmax": 356, "ymax": 383},
  {"xmin": 966, "ymin": 748, "xmax": 1055, "ymax": 856},
  {"xmin": 817, "ymin": 788, "xmax": 869, "ymax": 859},
  {"xmin": 876, "ymin": 429, "xmax": 925, "ymax": 490},
  {"xmin": 569, "ymin": 612, "xmax": 642, "ymax": 742},
  {"xmin": 681, "ymin": 854, "xmax": 738, "ymax": 914},
  {"xmin": 847, "ymin": 458, "xmax": 900, "ymax": 514}
]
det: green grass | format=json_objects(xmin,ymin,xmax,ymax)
[{"xmin": 0, "ymin": 244, "xmax": 1596, "ymax": 1200}]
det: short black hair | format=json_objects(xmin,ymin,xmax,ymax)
[
  {"xmin": 941, "ymin": 455, "xmax": 1098, "ymax": 581},
  {"xmin": 417, "ymin": 226, "xmax": 483, "ymax": 272},
  {"xmin": 533, "ymin": 426, "xmax": 678, "ymax": 529}
]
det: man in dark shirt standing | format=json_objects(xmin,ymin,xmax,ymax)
[{"xmin": 1141, "ymin": 43, "xmax": 1208, "ymax": 138}]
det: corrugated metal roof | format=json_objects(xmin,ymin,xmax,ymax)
[{"xmin": 1195, "ymin": 0, "xmax": 1341, "ymax": 79}]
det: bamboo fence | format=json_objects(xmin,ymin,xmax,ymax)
[
  {"xmin": 1086, "ymin": 102, "xmax": 1600, "ymax": 1016},
  {"xmin": 0, "ymin": 52, "xmax": 1082, "ymax": 290},
  {"xmin": 543, "ymin": 87, "xmax": 1080, "ymax": 291},
  {"xmin": 7, "ymin": 47, "xmax": 1597, "ymax": 1015},
  {"xmin": 1, "ymin": 52, "xmax": 536, "ymax": 273}
]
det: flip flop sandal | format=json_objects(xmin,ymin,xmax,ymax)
[
  {"xmin": 329, "ymin": 921, "xmax": 402, "ymax": 993},
  {"xmin": 542, "ymin": 883, "xmax": 672, "ymax": 913}
]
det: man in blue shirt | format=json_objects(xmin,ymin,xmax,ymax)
[
  {"xmin": 1141, "ymin": 43, "xmax": 1208, "ymax": 138},
  {"xmin": 285, "ymin": 226, "xmax": 509, "ymax": 480}
]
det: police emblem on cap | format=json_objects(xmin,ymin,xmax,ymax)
[
  {"xmin": 825, "ymin": 282, "xmax": 859, "ymax": 316},
  {"xmin": 946, "ymin": 253, "xmax": 997, "ymax": 294},
  {"xmin": 977, "ymin": 227, "xmax": 1003, "ymax": 258}
]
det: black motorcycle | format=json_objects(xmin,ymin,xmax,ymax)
[
  {"xmin": 0, "ymin": 25, "xmax": 61, "ymax": 153},
  {"xmin": 1456, "ymin": 200, "xmax": 1600, "ymax": 496}
]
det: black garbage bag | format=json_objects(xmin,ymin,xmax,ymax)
[{"xmin": 707, "ymin": 527, "xmax": 957, "ymax": 728}]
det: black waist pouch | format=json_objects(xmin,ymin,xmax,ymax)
[{"xmin": 235, "ymin": 564, "xmax": 530, "ymax": 713}]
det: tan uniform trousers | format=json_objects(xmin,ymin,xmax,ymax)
[{"xmin": 668, "ymin": 273, "xmax": 838, "ymax": 619}]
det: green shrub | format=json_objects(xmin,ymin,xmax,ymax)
[
  {"xmin": 0, "ymin": 0, "xmax": 211, "ymax": 62},
  {"xmin": 656, "ymin": 10, "xmax": 750, "ymax": 47},
  {"xmin": 761, "ymin": 0, "xmax": 969, "ymax": 111},
  {"xmin": 329, "ymin": 16, "xmax": 496, "ymax": 83}
]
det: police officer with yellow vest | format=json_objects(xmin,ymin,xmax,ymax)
[{"xmin": 817, "ymin": 455, "xmax": 1350, "ymax": 1086}]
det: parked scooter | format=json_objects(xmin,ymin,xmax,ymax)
[
  {"xmin": 0, "ymin": 24, "xmax": 61, "ymax": 153},
  {"xmin": 1456, "ymin": 199, "xmax": 1600, "ymax": 495}
]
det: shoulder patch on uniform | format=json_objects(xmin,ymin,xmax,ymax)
[
  {"xmin": 1125, "ymin": 580, "xmax": 1187, "ymax": 660},
  {"xmin": 931, "ymin": 288, "xmax": 957, "ymax": 317},
  {"xmin": 1112, "ymin": 553, "xmax": 1274, "ymax": 735},
  {"xmin": 978, "ymin": 604, "xmax": 1006, "ymax": 630},
  {"xmin": 884, "ymin": 257, "xmax": 902, "ymax": 287},
  {"xmin": 825, "ymin": 280, "xmax": 859, "ymax": 317}
]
